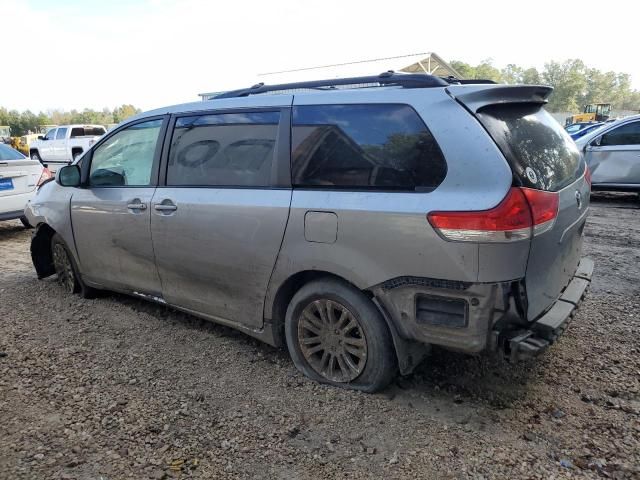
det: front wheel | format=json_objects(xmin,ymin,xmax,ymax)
[
  {"xmin": 51, "ymin": 233, "xmax": 96, "ymax": 298},
  {"xmin": 285, "ymin": 278, "xmax": 397, "ymax": 392}
]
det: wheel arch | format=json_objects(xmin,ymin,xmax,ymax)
[
  {"xmin": 31, "ymin": 223, "xmax": 57, "ymax": 279},
  {"xmin": 266, "ymin": 269, "xmax": 428, "ymax": 375}
]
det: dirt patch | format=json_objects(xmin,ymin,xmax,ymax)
[{"xmin": 1, "ymin": 194, "xmax": 639, "ymax": 479}]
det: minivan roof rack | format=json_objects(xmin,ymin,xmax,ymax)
[
  {"xmin": 214, "ymin": 71, "xmax": 449, "ymax": 99},
  {"xmin": 442, "ymin": 76, "xmax": 497, "ymax": 85}
]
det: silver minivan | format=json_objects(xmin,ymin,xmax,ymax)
[{"xmin": 26, "ymin": 73, "xmax": 593, "ymax": 392}]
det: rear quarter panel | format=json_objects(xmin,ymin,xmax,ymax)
[{"xmin": 265, "ymin": 87, "xmax": 518, "ymax": 319}]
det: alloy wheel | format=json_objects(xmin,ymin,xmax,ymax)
[
  {"xmin": 297, "ymin": 299, "xmax": 368, "ymax": 383},
  {"xmin": 52, "ymin": 243, "xmax": 76, "ymax": 293}
]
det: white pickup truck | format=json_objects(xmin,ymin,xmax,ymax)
[{"xmin": 30, "ymin": 124, "xmax": 106, "ymax": 169}]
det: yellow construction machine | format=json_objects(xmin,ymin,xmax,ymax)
[{"xmin": 565, "ymin": 103, "xmax": 611, "ymax": 125}]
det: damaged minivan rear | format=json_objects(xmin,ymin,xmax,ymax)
[{"xmin": 26, "ymin": 73, "xmax": 593, "ymax": 392}]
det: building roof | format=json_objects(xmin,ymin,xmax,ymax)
[{"xmin": 198, "ymin": 52, "xmax": 462, "ymax": 100}]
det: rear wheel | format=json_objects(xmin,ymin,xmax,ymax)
[
  {"xmin": 285, "ymin": 278, "xmax": 397, "ymax": 392},
  {"xmin": 72, "ymin": 150, "xmax": 82, "ymax": 161},
  {"xmin": 51, "ymin": 233, "xmax": 96, "ymax": 298}
]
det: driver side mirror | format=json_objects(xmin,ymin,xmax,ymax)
[
  {"xmin": 38, "ymin": 136, "xmax": 44, "ymax": 140},
  {"xmin": 57, "ymin": 165, "xmax": 81, "ymax": 187}
]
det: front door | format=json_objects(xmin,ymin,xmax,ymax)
[
  {"xmin": 71, "ymin": 117, "xmax": 166, "ymax": 295},
  {"xmin": 586, "ymin": 120, "xmax": 640, "ymax": 186},
  {"xmin": 52, "ymin": 127, "xmax": 68, "ymax": 163},
  {"xmin": 150, "ymin": 109, "xmax": 292, "ymax": 328},
  {"xmin": 39, "ymin": 128, "xmax": 57, "ymax": 162}
]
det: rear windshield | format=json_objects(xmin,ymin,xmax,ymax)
[
  {"xmin": 0, "ymin": 144, "xmax": 25, "ymax": 160},
  {"xmin": 477, "ymin": 104, "xmax": 584, "ymax": 191}
]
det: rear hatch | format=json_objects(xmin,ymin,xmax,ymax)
[
  {"xmin": 450, "ymin": 85, "xmax": 589, "ymax": 320},
  {"xmin": 0, "ymin": 157, "xmax": 43, "ymax": 198}
]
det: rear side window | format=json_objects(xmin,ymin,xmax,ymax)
[
  {"xmin": 477, "ymin": 104, "xmax": 584, "ymax": 192},
  {"xmin": 71, "ymin": 126, "xmax": 106, "ymax": 138},
  {"xmin": 600, "ymin": 121, "xmax": 640, "ymax": 146},
  {"xmin": 291, "ymin": 104, "xmax": 447, "ymax": 191},
  {"xmin": 167, "ymin": 111, "xmax": 279, "ymax": 187}
]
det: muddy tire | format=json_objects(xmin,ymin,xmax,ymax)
[
  {"xmin": 51, "ymin": 233, "xmax": 96, "ymax": 299},
  {"xmin": 285, "ymin": 278, "xmax": 397, "ymax": 392}
]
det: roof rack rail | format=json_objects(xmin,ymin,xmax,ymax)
[
  {"xmin": 214, "ymin": 71, "xmax": 449, "ymax": 99},
  {"xmin": 442, "ymin": 76, "xmax": 497, "ymax": 85}
]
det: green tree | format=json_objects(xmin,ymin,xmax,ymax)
[
  {"xmin": 113, "ymin": 104, "xmax": 140, "ymax": 123},
  {"xmin": 542, "ymin": 59, "xmax": 588, "ymax": 112},
  {"xmin": 448, "ymin": 57, "xmax": 640, "ymax": 112},
  {"xmin": 0, "ymin": 105, "xmax": 142, "ymax": 136},
  {"xmin": 501, "ymin": 64, "xmax": 524, "ymax": 84},
  {"xmin": 522, "ymin": 67, "xmax": 541, "ymax": 85}
]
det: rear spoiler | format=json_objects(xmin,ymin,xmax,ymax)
[{"xmin": 446, "ymin": 85, "xmax": 553, "ymax": 113}]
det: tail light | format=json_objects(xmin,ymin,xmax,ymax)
[
  {"xmin": 37, "ymin": 167, "xmax": 54, "ymax": 186},
  {"xmin": 427, "ymin": 187, "xmax": 559, "ymax": 242},
  {"xmin": 584, "ymin": 164, "xmax": 592, "ymax": 188}
]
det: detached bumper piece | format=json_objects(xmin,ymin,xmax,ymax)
[{"xmin": 508, "ymin": 257, "xmax": 594, "ymax": 362}]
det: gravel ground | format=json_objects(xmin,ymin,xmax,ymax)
[{"xmin": 1, "ymin": 193, "xmax": 639, "ymax": 480}]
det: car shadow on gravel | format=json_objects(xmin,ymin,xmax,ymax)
[
  {"xmin": 393, "ymin": 347, "xmax": 541, "ymax": 409},
  {"xmin": 0, "ymin": 223, "xmax": 30, "ymax": 240},
  {"xmin": 108, "ymin": 286, "xmax": 540, "ymax": 406},
  {"xmin": 590, "ymin": 191, "xmax": 639, "ymax": 208},
  {"xmin": 101, "ymin": 290, "xmax": 289, "ymax": 355},
  {"xmin": 79, "ymin": 288, "xmax": 541, "ymax": 410}
]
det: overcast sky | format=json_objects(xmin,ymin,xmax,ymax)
[{"xmin": 3, "ymin": 0, "xmax": 639, "ymax": 113}]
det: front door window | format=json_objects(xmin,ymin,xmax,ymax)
[{"xmin": 90, "ymin": 119, "xmax": 162, "ymax": 186}]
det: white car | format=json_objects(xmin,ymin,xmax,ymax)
[
  {"xmin": 29, "ymin": 124, "xmax": 106, "ymax": 171},
  {"xmin": 0, "ymin": 144, "xmax": 52, "ymax": 227}
]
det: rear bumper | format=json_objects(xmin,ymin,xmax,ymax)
[
  {"xmin": 0, "ymin": 209, "xmax": 25, "ymax": 221},
  {"xmin": 505, "ymin": 257, "xmax": 594, "ymax": 361},
  {"xmin": 371, "ymin": 257, "xmax": 594, "ymax": 370},
  {"xmin": 0, "ymin": 190, "xmax": 36, "ymax": 219}
]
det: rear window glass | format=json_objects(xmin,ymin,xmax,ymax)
[
  {"xmin": 0, "ymin": 144, "xmax": 25, "ymax": 160},
  {"xmin": 477, "ymin": 104, "xmax": 584, "ymax": 191},
  {"xmin": 291, "ymin": 104, "xmax": 447, "ymax": 191},
  {"xmin": 71, "ymin": 126, "xmax": 106, "ymax": 137}
]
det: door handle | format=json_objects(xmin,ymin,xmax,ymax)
[
  {"xmin": 154, "ymin": 203, "xmax": 177, "ymax": 212},
  {"xmin": 127, "ymin": 199, "xmax": 147, "ymax": 211}
]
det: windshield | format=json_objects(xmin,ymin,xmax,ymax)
[
  {"xmin": 565, "ymin": 124, "xmax": 583, "ymax": 133},
  {"xmin": 477, "ymin": 104, "xmax": 584, "ymax": 192},
  {"xmin": 0, "ymin": 144, "xmax": 26, "ymax": 160}
]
